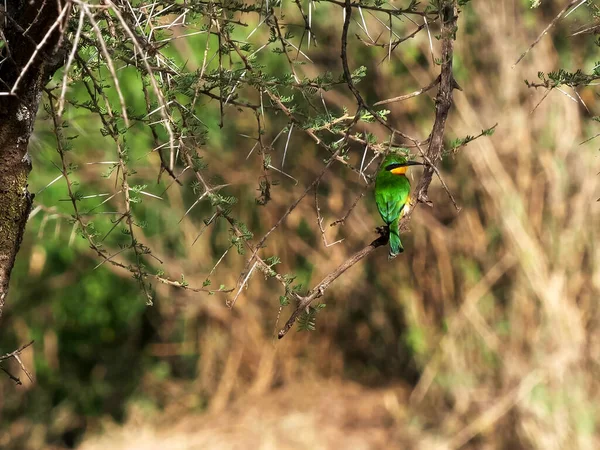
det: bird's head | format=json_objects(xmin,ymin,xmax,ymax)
[{"xmin": 380, "ymin": 153, "xmax": 424, "ymax": 175}]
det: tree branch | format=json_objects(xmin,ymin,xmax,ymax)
[
  {"xmin": 0, "ymin": 340, "xmax": 35, "ymax": 384},
  {"xmin": 513, "ymin": 0, "xmax": 580, "ymax": 67},
  {"xmin": 278, "ymin": 228, "xmax": 389, "ymax": 337},
  {"xmin": 0, "ymin": 0, "xmax": 70, "ymax": 317},
  {"xmin": 373, "ymin": 76, "xmax": 440, "ymax": 107},
  {"xmin": 278, "ymin": 0, "xmax": 460, "ymax": 338}
]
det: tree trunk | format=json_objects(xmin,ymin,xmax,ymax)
[{"xmin": 0, "ymin": 1, "xmax": 69, "ymax": 317}]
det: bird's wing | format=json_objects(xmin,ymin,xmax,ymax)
[{"xmin": 375, "ymin": 182, "xmax": 408, "ymax": 225}]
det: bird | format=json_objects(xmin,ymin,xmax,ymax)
[{"xmin": 374, "ymin": 153, "xmax": 423, "ymax": 258}]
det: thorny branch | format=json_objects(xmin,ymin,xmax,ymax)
[
  {"xmin": 1, "ymin": 0, "xmax": 475, "ymax": 340},
  {"xmin": 513, "ymin": 0, "xmax": 581, "ymax": 67},
  {"xmin": 278, "ymin": 229, "xmax": 389, "ymax": 337},
  {"xmin": 278, "ymin": 0, "xmax": 461, "ymax": 338},
  {"xmin": 374, "ymin": 76, "xmax": 440, "ymax": 107},
  {"xmin": 0, "ymin": 341, "xmax": 35, "ymax": 384},
  {"xmin": 329, "ymin": 187, "xmax": 367, "ymax": 227}
]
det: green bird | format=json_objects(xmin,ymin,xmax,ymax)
[{"xmin": 374, "ymin": 154, "xmax": 423, "ymax": 258}]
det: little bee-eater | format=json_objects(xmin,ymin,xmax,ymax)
[{"xmin": 374, "ymin": 154, "xmax": 423, "ymax": 258}]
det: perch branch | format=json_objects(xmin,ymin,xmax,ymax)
[
  {"xmin": 278, "ymin": 229, "xmax": 389, "ymax": 337},
  {"xmin": 278, "ymin": 0, "xmax": 460, "ymax": 338}
]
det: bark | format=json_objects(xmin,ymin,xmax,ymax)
[{"xmin": 0, "ymin": 0, "xmax": 69, "ymax": 317}]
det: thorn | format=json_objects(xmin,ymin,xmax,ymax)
[
  {"xmin": 452, "ymin": 77, "xmax": 463, "ymax": 91},
  {"xmin": 418, "ymin": 192, "xmax": 433, "ymax": 207}
]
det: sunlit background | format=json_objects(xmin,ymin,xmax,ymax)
[{"xmin": 1, "ymin": 1, "xmax": 599, "ymax": 449}]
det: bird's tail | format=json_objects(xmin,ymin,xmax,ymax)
[{"xmin": 388, "ymin": 218, "xmax": 404, "ymax": 259}]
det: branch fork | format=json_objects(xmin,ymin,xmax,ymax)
[{"xmin": 277, "ymin": 0, "xmax": 461, "ymax": 338}]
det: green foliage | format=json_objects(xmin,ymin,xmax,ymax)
[
  {"xmin": 2, "ymin": 246, "xmax": 149, "ymax": 441},
  {"xmin": 523, "ymin": 1, "xmax": 600, "ymax": 151},
  {"xmin": 448, "ymin": 124, "xmax": 496, "ymax": 153},
  {"xmin": 527, "ymin": 68, "xmax": 600, "ymax": 90},
  {"xmin": 296, "ymin": 304, "xmax": 326, "ymax": 332},
  {"xmin": 9, "ymin": 1, "xmax": 596, "ymax": 448}
]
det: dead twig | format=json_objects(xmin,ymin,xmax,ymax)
[
  {"xmin": 513, "ymin": 0, "xmax": 580, "ymax": 68},
  {"xmin": 414, "ymin": 141, "xmax": 461, "ymax": 212},
  {"xmin": 330, "ymin": 187, "xmax": 368, "ymax": 227},
  {"xmin": 278, "ymin": 228, "xmax": 389, "ymax": 338},
  {"xmin": 315, "ymin": 180, "xmax": 344, "ymax": 247},
  {"xmin": 374, "ymin": 76, "xmax": 440, "ymax": 106},
  {"xmin": 278, "ymin": 0, "xmax": 461, "ymax": 338},
  {"xmin": 0, "ymin": 340, "xmax": 35, "ymax": 384}
]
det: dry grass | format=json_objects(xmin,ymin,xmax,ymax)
[
  {"xmin": 80, "ymin": 1, "xmax": 599, "ymax": 448},
  {"xmin": 79, "ymin": 380, "xmax": 423, "ymax": 450},
  {"xmin": 7, "ymin": 0, "xmax": 599, "ymax": 449}
]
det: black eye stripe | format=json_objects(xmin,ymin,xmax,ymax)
[
  {"xmin": 385, "ymin": 163, "xmax": 405, "ymax": 171},
  {"xmin": 385, "ymin": 161, "xmax": 423, "ymax": 170}
]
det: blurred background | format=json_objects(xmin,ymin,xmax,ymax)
[{"xmin": 1, "ymin": 0, "xmax": 599, "ymax": 449}]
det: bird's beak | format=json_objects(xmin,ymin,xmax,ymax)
[{"xmin": 400, "ymin": 161, "xmax": 424, "ymax": 167}]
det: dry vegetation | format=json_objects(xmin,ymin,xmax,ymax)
[
  {"xmin": 75, "ymin": 2, "xmax": 599, "ymax": 448},
  {"xmin": 3, "ymin": 0, "xmax": 599, "ymax": 449}
]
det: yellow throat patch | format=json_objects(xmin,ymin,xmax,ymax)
[{"xmin": 390, "ymin": 166, "xmax": 408, "ymax": 175}]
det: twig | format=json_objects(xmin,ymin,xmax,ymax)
[
  {"xmin": 84, "ymin": 7, "xmax": 130, "ymax": 127},
  {"xmin": 1, "ymin": 367, "xmax": 22, "ymax": 385},
  {"xmin": 414, "ymin": 141, "xmax": 460, "ymax": 212},
  {"xmin": 0, "ymin": 340, "xmax": 35, "ymax": 384},
  {"xmin": 340, "ymin": 0, "xmax": 423, "ymax": 146},
  {"xmin": 450, "ymin": 123, "xmax": 499, "ymax": 154},
  {"xmin": 46, "ymin": 90, "xmax": 224, "ymax": 296},
  {"xmin": 320, "ymin": 0, "xmax": 427, "ymax": 17},
  {"xmin": 0, "ymin": 340, "xmax": 34, "ymax": 362},
  {"xmin": 330, "ymin": 187, "xmax": 367, "ymax": 227},
  {"xmin": 315, "ymin": 181, "xmax": 344, "ymax": 247},
  {"xmin": 402, "ymin": 1, "xmax": 460, "ymax": 221},
  {"xmin": 278, "ymin": 229, "xmax": 389, "ymax": 338},
  {"xmin": 8, "ymin": 3, "xmax": 70, "ymax": 95},
  {"xmin": 278, "ymin": 0, "xmax": 461, "ymax": 338},
  {"xmin": 104, "ymin": 0, "xmax": 177, "ymax": 170},
  {"xmin": 530, "ymin": 88, "xmax": 553, "ymax": 114},
  {"xmin": 513, "ymin": 0, "xmax": 580, "ymax": 68},
  {"xmin": 373, "ymin": 76, "xmax": 440, "ymax": 106},
  {"xmin": 229, "ymin": 261, "xmax": 258, "ymax": 308},
  {"xmin": 58, "ymin": 8, "xmax": 85, "ymax": 116}
]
